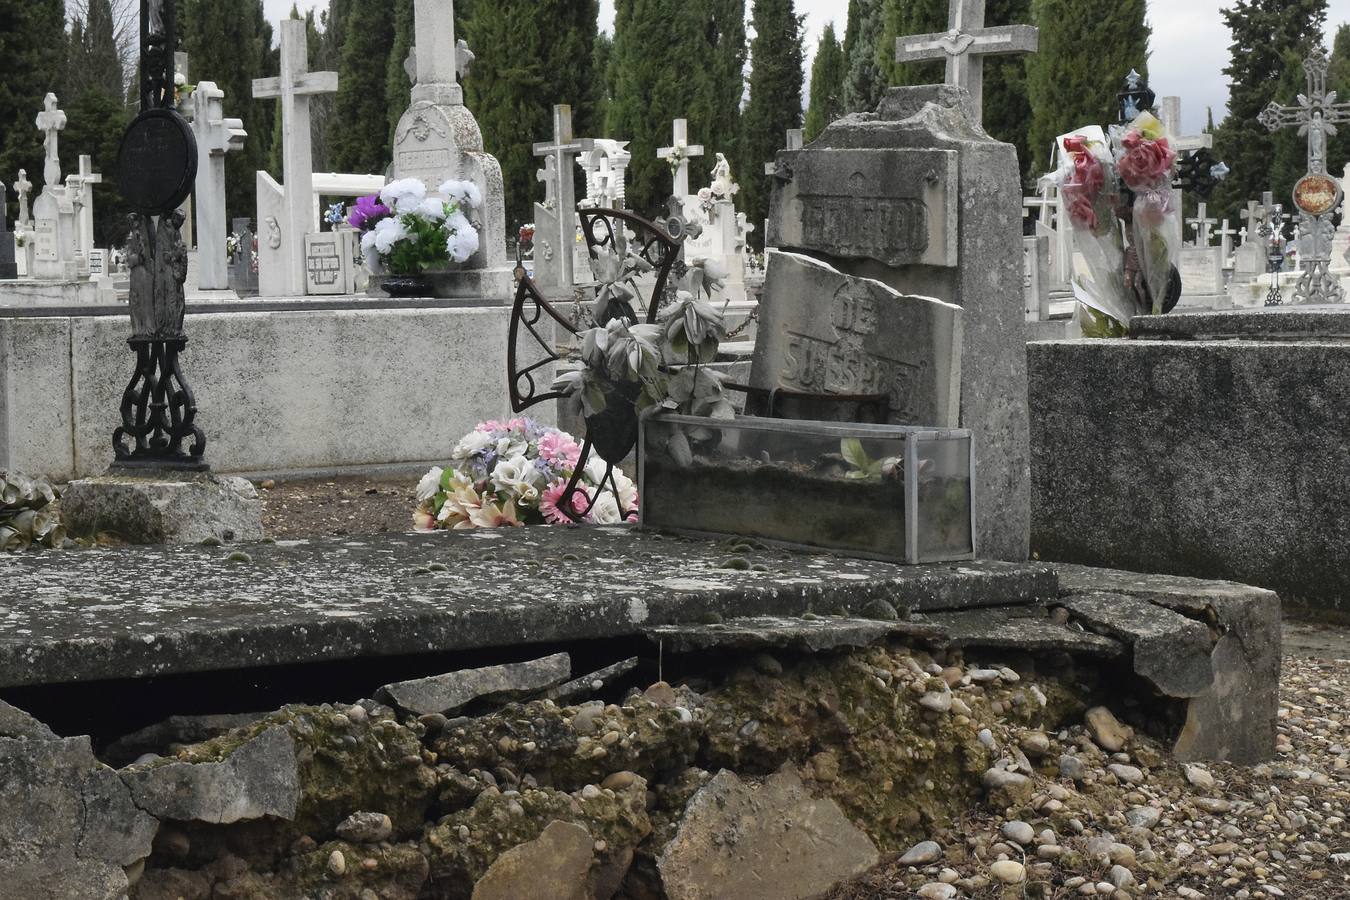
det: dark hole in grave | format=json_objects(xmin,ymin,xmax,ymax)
[{"xmin": 0, "ymin": 636, "xmax": 655, "ymax": 764}]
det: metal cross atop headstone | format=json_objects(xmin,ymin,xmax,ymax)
[
  {"xmin": 894, "ymin": 0, "xmax": 1038, "ymax": 126},
  {"xmin": 1259, "ymin": 48, "xmax": 1350, "ymax": 304},
  {"xmin": 35, "ymin": 93, "xmax": 67, "ymax": 189},
  {"xmin": 657, "ymin": 119, "xmax": 704, "ymax": 198},
  {"xmin": 531, "ymin": 104, "xmax": 592, "ymax": 288},
  {"xmin": 1186, "ymin": 202, "xmax": 1217, "ymax": 246},
  {"xmin": 252, "ymin": 19, "xmax": 338, "ymax": 296}
]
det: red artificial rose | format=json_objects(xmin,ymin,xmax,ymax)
[{"xmin": 1118, "ymin": 133, "xmax": 1176, "ymax": 191}]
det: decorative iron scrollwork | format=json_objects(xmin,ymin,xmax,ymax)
[{"xmin": 112, "ymin": 338, "xmax": 207, "ymax": 470}]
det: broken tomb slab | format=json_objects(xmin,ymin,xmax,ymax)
[
  {"xmin": 644, "ymin": 615, "xmax": 944, "ymax": 654},
  {"xmin": 1060, "ymin": 591, "xmax": 1215, "ymax": 698},
  {"xmin": 378, "ymin": 652, "xmax": 572, "ymax": 716}
]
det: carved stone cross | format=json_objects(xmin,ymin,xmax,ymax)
[
  {"xmin": 13, "ymin": 170, "xmax": 33, "ymax": 226},
  {"xmin": 657, "ymin": 119, "xmax": 705, "ymax": 198},
  {"xmin": 531, "ymin": 104, "xmax": 592, "ymax": 287},
  {"xmin": 190, "ymin": 81, "xmax": 247, "ymax": 291},
  {"xmin": 894, "ymin": 0, "xmax": 1038, "ymax": 126},
  {"xmin": 1215, "ymin": 219, "xmax": 1237, "ymax": 259},
  {"xmin": 35, "ymin": 93, "xmax": 67, "ymax": 188},
  {"xmin": 73, "ymin": 155, "xmax": 102, "ymax": 258},
  {"xmin": 1186, "ymin": 202, "xmax": 1218, "ymax": 246}
]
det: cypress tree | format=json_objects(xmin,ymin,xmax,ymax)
[
  {"xmin": 385, "ymin": 0, "xmax": 415, "ymax": 154},
  {"xmin": 0, "ymin": 0, "xmax": 66, "ymax": 188},
  {"xmin": 1209, "ymin": 0, "xmax": 1328, "ymax": 223},
  {"xmin": 462, "ymin": 0, "xmax": 599, "ymax": 230},
  {"xmin": 804, "ymin": 23, "xmax": 845, "ymax": 141},
  {"xmin": 1025, "ymin": 0, "xmax": 1150, "ymax": 177},
  {"xmin": 179, "ymin": 0, "xmax": 276, "ymax": 221},
  {"xmin": 688, "ymin": 0, "xmax": 747, "ymax": 170},
  {"xmin": 590, "ymin": 31, "xmax": 614, "ymax": 129},
  {"xmin": 841, "ymin": 0, "xmax": 885, "ymax": 114},
  {"xmin": 1327, "ymin": 23, "xmax": 1350, "ymax": 179},
  {"xmin": 740, "ymin": 0, "xmax": 804, "ymax": 249},
  {"xmin": 329, "ymin": 0, "xmax": 396, "ymax": 174},
  {"xmin": 879, "ymin": 0, "xmax": 945, "ymax": 87}
]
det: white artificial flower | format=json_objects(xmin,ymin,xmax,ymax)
[
  {"xmin": 360, "ymin": 230, "xmax": 383, "ymax": 273},
  {"xmin": 494, "ymin": 436, "xmax": 528, "ymax": 460},
  {"xmin": 373, "ymin": 217, "xmax": 408, "ymax": 254},
  {"xmin": 586, "ymin": 493, "xmax": 623, "ymax": 525},
  {"xmin": 379, "ymin": 178, "xmax": 428, "ymax": 215},
  {"xmin": 445, "ymin": 211, "xmax": 480, "ymax": 263},
  {"xmin": 416, "ymin": 466, "xmax": 444, "ymax": 501},
  {"xmin": 451, "ymin": 430, "xmax": 494, "ymax": 459},
  {"xmin": 611, "ymin": 468, "xmax": 638, "ymax": 511},
  {"xmin": 416, "ymin": 197, "xmax": 448, "ymax": 221},
  {"xmin": 584, "ymin": 455, "xmax": 608, "ymax": 485},
  {"xmin": 491, "ymin": 455, "xmax": 541, "ymax": 501},
  {"xmin": 439, "ymin": 180, "xmax": 484, "ymax": 210}
]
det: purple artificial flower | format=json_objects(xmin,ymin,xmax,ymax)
[{"xmin": 348, "ymin": 194, "xmax": 391, "ymax": 231}]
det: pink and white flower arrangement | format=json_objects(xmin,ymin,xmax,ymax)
[{"xmin": 413, "ymin": 418, "xmax": 637, "ymax": 530}]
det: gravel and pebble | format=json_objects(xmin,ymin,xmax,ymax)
[{"xmin": 829, "ymin": 654, "xmax": 1350, "ymax": 899}]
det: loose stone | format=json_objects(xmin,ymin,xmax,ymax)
[
  {"xmin": 990, "ymin": 859, "xmax": 1025, "ymax": 884},
  {"xmin": 1002, "ymin": 821, "xmax": 1035, "ymax": 845},
  {"xmin": 898, "ymin": 840, "xmax": 943, "ymax": 866},
  {"xmin": 1086, "ymin": 706, "xmax": 1133, "ymax": 752}
]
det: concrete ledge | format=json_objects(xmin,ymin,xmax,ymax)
[{"xmin": 0, "ymin": 527, "xmax": 1055, "ymax": 688}]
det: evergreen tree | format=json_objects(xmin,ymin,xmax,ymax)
[
  {"xmin": 179, "ymin": 0, "xmax": 276, "ymax": 222},
  {"xmin": 329, "ymin": 0, "xmax": 396, "ymax": 174},
  {"xmin": 841, "ymin": 0, "xmax": 885, "ymax": 113},
  {"xmin": 879, "ymin": 0, "xmax": 945, "ymax": 87},
  {"xmin": 739, "ymin": 0, "xmax": 804, "ymax": 249},
  {"xmin": 607, "ymin": 0, "xmax": 741, "ymax": 215},
  {"xmin": 384, "ymin": 0, "xmax": 415, "ymax": 154},
  {"xmin": 804, "ymin": 23, "xmax": 845, "ymax": 141},
  {"xmin": 1209, "ymin": 0, "xmax": 1327, "ymax": 223},
  {"xmin": 74, "ymin": 0, "xmax": 125, "ymax": 101},
  {"xmin": 1328, "ymin": 23, "xmax": 1350, "ymax": 179},
  {"xmin": 0, "ymin": 0, "xmax": 66, "ymax": 189},
  {"xmin": 590, "ymin": 31, "xmax": 614, "ymax": 129},
  {"xmin": 463, "ymin": 0, "xmax": 599, "ymax": 230},
  {"xmin": 60, "ymin": 89, "xmax": 133, "ymax": 247},
  {"xmin": 1025, "ymin": 0, "xmax": 1150, "ymax": 177}
]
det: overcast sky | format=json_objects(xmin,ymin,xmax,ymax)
[{"xmin": 264, "ymin": 0, "xmax": 1350, "ymax": 136}]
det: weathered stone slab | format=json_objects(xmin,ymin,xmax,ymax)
[
  {"xmin": 645, "ymin": 615, "xmax": 943, "ymax": 654},
  {"xmin": 750, "ymin": 251, "xmax": 962, "ymax": 426},
  {"xmin": 1060, "ymin": 592, "xmax": 1215, "ymax": 698},
  {"xmin": 547, "ymin": 657, "xmax": 640, "ymax": 703},
  {"xmin": 122, "ymin": 725, "xmax": 299, "ymax": 824},
  {"xmin": 0, "ymin": 735, "xmax": 158, "ymax": 899},
  {"xmin": 62, "ymin": 474, "xmax": 263, "ymax": 546},
  {"xmin": 1030, "ymin": 338, "xmax": 1350, "ymax": 617},
  {"xmin": 378, "ymin": 652, "xmax": 572, "ymax": 716},
  {"xmin": 657, "ymin": 768, "xmax": 879, "ymax": 900},
  {"xmin": 0, "ymin": 528, "xmax": 1054, "ymax": 688},
  {"xmin": 1051, "ymin": 564, "xmax": 1281, "ymax": 764},
  {"xmin": 770, "ymin": 148, "xmax": 957, "ymax": 268},
  {"xmin": 472, "ymin": 820, "xmax": 594, "ymax": 900},
  {"xmin": 1128, "ymin": 306, "xmax": 1350, "ymax": 342},
  {"xmin": 920, "ymin": 607, "xmax": 1125, "ymax": 657},
  {"xmin": 0, "ymin": 699, "xmax": 57, "ymax": 740}
]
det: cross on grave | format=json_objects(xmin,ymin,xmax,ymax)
[
  {"xmin": 73, "ymin": 155, "xmax": 102, "ymax": 260},
  {"xmin": 253, "ymin": 19, "xmax": 338, "ymax": 296},
  {"xmin": 409, "ymin": 0, "xmax": 470, "ymax": 105},
  {"xmin": 1186, "ymin": 201, "xmax": 1217, "ymax": 246},
  {"xmin": 658, "ymin": 119, "xmax": 705, "ymax": 199},
  {"xmin": 35, "ymin": 93, "xmax": 67, "ymax": 189},
  {"xmin": 1259, "ymin": 49, "xmax": 1350, "ymax": 304},
  {"xmin": 1023, "ymin": 182, "xmax": 1057, "ymax": 227},
  {"xmin": 764, "ymin": 128, "xmax": 804, "ymax": 177},
  {"xmin": 1216, "ymin": 219, "xmax": 1237, "ymax": 260},
  {"xmin": 189, "ymin": 81, "xmax": 247, "ymax": 292},
  {"xmin": 894, "ymin": 0, "xmax": 1038, "ymax": 126},
  {"xmin": 1159, "ymin": 96, "xmax": 1213, "ymax": 154},
  {"xmin": 13, "ymin": 170, "xmax": 32, "ymax": 227},
  {"xmin": 531, "ymin": 104, "xmax": 592, "ymax": 287}
]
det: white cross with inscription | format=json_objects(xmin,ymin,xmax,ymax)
[
  {"xmin": 35, "ymin": 93, "xmax": 67, "ymax": 189},
  {"xmin": 894, "ymin": 0, "xmax": 1038, "ymax": 126},
  {"xmin": 13, "ymin": 170, "xmax": 32, "ymax": 227},
  {"xmin": 1216, "ymin": 219, "xmax": 1237, "ymax": 259},
  {"xmin": 657, "ymin": 119, "xmax": 705, "ymax": 198},
  {"xmin": 531, "ymin": 104, "xmax": 592, "ymax": 287},
  {"xmin": 190, "ymin": 81, "xmax": 248, "ymax": 291},
  {"xmin": 253, "ymin": 19, "xmax": 338, "ymax": 295},
  {"xmin": 1186, "ymin": 202, "xmax": 1217, "ymax": 246}
]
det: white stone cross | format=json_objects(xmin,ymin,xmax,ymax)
[
  {"xmin": 73, "ymin": 155, "xmax": 102, "ymax": 258},
  {"xmin": 13, "ymin": 170, "xmax": 32, "ymax": 226},
  {"xmin": 412, "ymin": 0, "xmax": 464, "ymax": 104},
  {"xmin": 1023, "ymin": 182, "xmax": 1057, "ymax": 226},
  {"xmin": 894, "ymin": 0, "xmax": 1038, "ymax": 126},
  {"xmin": 1159, "ymin": 97, "xmax": 1213, "ymax": 154},
  {"xmin": 1216, "ymin": 219, "xmax": 1237, "ymax": 259},
  {"xmin": 190, "ymin": 81, "xmax": 248, "ymax": 291},
  {"xmin": 657, "ymin": 119, "xmax": 705, "ymax": 198},
  {"xmin": 253, "ymin": 19, "xmax": 338, "ymax": 296},
  {"xmin": 764, "ymin": 128, "xmax": 804, "ymax": 176},
  {"xmin": 1186, "ymin": 202, "xmax": 1218, "ymax": 246},
  {"xmin": 35, "ymin": 93, "xmax": 67, "ymax": 189},
  {"xmin": 531, "ymin": 104, "xmax": 592, "ymax": 287}
]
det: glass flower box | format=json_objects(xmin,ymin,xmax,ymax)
[{"xmin": 639, "ymin": 414, "xmax": 976, "ymax": 564}]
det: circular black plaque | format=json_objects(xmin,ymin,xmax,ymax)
[{"xmin": 117, "ymin": 109, "xmax": 198, "ymax": 215}]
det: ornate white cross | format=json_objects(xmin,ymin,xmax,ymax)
[
  {"xmin": 190, "ymin": 81, "xmax": 248, "ymax": 291},
  {"xmin": 657, "ymin": 119, "xmax": 705, "ymax": 198},
  {"xmin": 35, "ymin": 93, "xmax": 67, "ymax": 189},
  {"xmin": 1022, "ymin": 182, "xmax": 1057, "ymax": 227},
  {"xmin": 13, "ymin": 170, "xmax": 33, "ymax": 226},
  {"xmin": 1186, "ymin": 202, "xmax": 1217, "ymax": 246},
  {"xmin": 531, "ymin": 104, "xmax": 593, "ymax": 286},
  {"xmin": 894, "ymin": 0, "xmax": 1038, "ymax": 126},
  {"xmin": 253, "ymin": 19, "xmax": 338, "ymax": 295}
]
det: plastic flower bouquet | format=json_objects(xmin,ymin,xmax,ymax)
[
  {"xmin": 348, "ymin": 178, "xmax": 482, "ymax": 276},
  {"xmin": 412, "ymin": 418, "xmax": 638, "ymax": 530},
  {"xmin": 1113, "ymin": 112, "xmax": 1179, "ymax": 316}
]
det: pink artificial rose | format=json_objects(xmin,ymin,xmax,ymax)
[
  {"xmin": 1133, "ymin": 188, "xmax": 1174, "ymax": 228},
  {"xmin": 1060, "ymin": 137, "xmax": 1107, "ymax": 231},
  {"xmin": 1118, "ymin": 133, "xmax": 1176, "ymax": 191},
  {"xmin": 1062, "ymin": 186, "xmax": 1099, "ymax": 231}
]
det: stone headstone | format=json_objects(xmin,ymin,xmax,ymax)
[
  {"xmin": 769, "ymin": 84, "xmax": 1030, "ymax": 561},
  {"xmin": 1176, "ymin": 246, "xmax": 1229, "ymax": 310},
  {"xmin": 750, "ymin": 251, "xmax": 962, "ymax": 428},
  {"xmin": 530, "ymin": 105, "xmax": 591, "ymax": 291},
  {"xmin": 303, "ymin": 229, "xmax": 358, "ymax": 295},
  {"xmin": 188, "ymin": 81, "xmax": 247, "ymax": 292},
  {"xmin": 657, "ymin": 118, "xmax": 704, "ymax": 198},
  {"xmin": 255, "ymin": 172, "xmax": 287, "ymax": 296},
  {"xmin": 0, "ymin": 185, "xmax": 15, "ymax": 279},
  {"xmin": 1023, "ymin": 235, "xmax": 1049, "ymax": 321}
]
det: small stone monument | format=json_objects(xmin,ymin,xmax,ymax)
[
  {"xmin": 188, "ymin": 80, "xmax": 247, "ymax": 292},
  {"xmin": 680, "ymin": 153, "xmax": 749, "ymax": 303},
  {"xmin": 530, "ymin": 104, "xmax": 592, "ymax": 291},
  {"xmin": 389, "ymin": 0, "xmax": 512, "ymax": 298},
  {"xmin": 578, "ymin": 140, "xmax": 632, "ymax": 210},
  {"xmin": 30, "ymin": 93, "xmax": 80, "ymax": 281}
]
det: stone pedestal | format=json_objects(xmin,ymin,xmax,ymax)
[
  {"xmin": 61, "ymin": 473, "xmax": 263, "ymax": 545},
  {"xmin": 768, "ymin": 85, "xmax": 1029, "ymax": 561}
]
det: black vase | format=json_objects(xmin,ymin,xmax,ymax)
[
  {"xmin": 382, "ymin": 274, "xmax": 432, "ymax": 298},
  {"xmin": 585, "ymin": 380, "xmax": 642, "ymax": 465}
]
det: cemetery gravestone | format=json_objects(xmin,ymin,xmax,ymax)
[
  {"xmin": 578, "ymin": 140, "xmax": 631, "ymax": 211},
  {"xmin": 0, "ymin": 185, "xmax": 15, "ymax": 279},
  {"xmin": 31, "ymin": 94, "xmax": 79, "ymax": 281},
  {"xmin": 1023, "ymin": 235, "xmax": 1049, "ymax": 321},
  {"xmin": 1176, "ymin": 246, "xmax": 1229, "ymax": 310},
  {"xmin": 531, "ymin": 104, "xmax": 591, "ymax": 291},
  {"xmin": 658, "ymin": 119, "xmax": 704, "ymax": 199},
  {"xmin": 303, "ymin": 229, "xmax": 358, "ymax": 295},
  {"xmin": 12, "ymin": 170, "xmax": 33, "ymax": 276},
  {"xmin": 769, "ymin": 84, "xmax": 1030, "ymax": 561},
  {"xmin": 188, "ymin": 81, "xmax": 247, "ymax": 292}
]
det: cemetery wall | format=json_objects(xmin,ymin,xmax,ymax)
[
  {"xmin": 1, "ymin": 306, "xmax": 527, "ymax": 481},
  {"xmin": 1028, "ymin": 338, "xmax": 1350, "ymax": 617}
]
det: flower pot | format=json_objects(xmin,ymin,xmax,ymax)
[{"xmin": 382, "ymin": 274, "xmax": 432, "ymax": 298}]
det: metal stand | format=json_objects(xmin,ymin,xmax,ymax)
[{"xmin": 112, "ymin": 337, "xmax": 208, "ymax": 470}]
